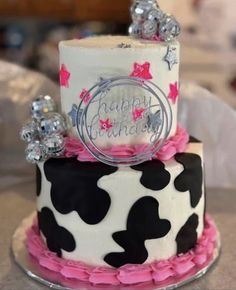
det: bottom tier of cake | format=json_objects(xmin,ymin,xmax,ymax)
[
  {"xmin": 26, "ymin": 214, "xmax": 217, "ymax": 286},
  {"xmin": 36, "ymin": 138, "xmax": 205, "ymax": 269}
]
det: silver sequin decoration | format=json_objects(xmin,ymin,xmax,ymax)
[
  {"xmin": 147, "ymin": 8, "xmax": 164, "ymax": 22},
  {"xmin": 31, "ymin": 95, "xmax": 56, "ymax": 120},
  {"xmin": 42, "ymin": 134, "xmax": 65, "ymax": 157},
  {"xmin": 38, "ymin": 112, "xmax": 66, "ymax": 137},
  {"xmin": 159, "ymin": 14, "xmax": 181, "ymax": 42},
  {"xmin": 128, "ymin": 22, "xmax": 142, "ymax": 38},
  {"xmin": 25, "ymin": 141, "xmax": 47, "ymax": 164},
  {"xmin": 20, "ymin": 121, "xmax": 38, "ymax": 143},
  {"xmin": 129, "ymin": 0, "xmax": 181, "ymax": 42},
  {"xmin": 130, "ymin": 0, "xmax": 158, "ymax": 23},
  {"xmin": 142, "ymin": 19, "xmax": 158, "ymax": 39},
  {"xmin": 21, "ymin": 95, "xmax": 67, "ymax": 163}
]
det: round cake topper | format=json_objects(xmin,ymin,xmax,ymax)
[{"xmin": 76, "ymin": 77, "xmax": 172, "ymax": 166}]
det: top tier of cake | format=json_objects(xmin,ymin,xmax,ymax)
[{"xmin": 59, "ymin": 36, "xmax": 180, "ymax": 148}]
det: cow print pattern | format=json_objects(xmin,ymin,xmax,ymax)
[
  {"xmin": 174, "ymin": 153, "xmax": 203, "ymax": 208},
  {"xmin": 131, "ymin": 160, "xmax": 171, "ymax": 190},
  {"xmin": 44, "ymin": 158, "xmax": 117, "ymax": 225},
  {"xmin": 176, "ymin": 213, "xmax": 199, "ymax": 254},
  {"xmin": 38, "ymin": 207, "xmax": 76, "ymax": 257},
  {"xmin": 36, "ymin": 165, "xmax": 41, "ymax": 196},
  {"xmin": 104, "ymin": 197, "xmax": 171, "ymax": 268}
]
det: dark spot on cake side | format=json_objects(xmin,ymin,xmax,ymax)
[
  {"xmin": 189, "ymin": 136, "xmax": 201, "ymax": 143},
  {"xmin": 176, "ymin": 213, "xmax": 199, "ymax": 254},
  {"xmin": 174, "ymin": 153, "xmax": 203, "ymax": 208},
  {"xmin": 117, "ymin": 43, "xmax": 132, "ymax": 48},
  {"xmin": 36, "ymin": 165, "xmax": 42, "ymax": 196},
  {"xmin": 131, "ymin": 160, "xmax": 171, "ymax": 190},
  {"xmin": 38, "ymin": 207, "xmax": 76, "ymax": 257},
  {"xmin": 104, "ymin": 196, "xmax": 171, "ymax": 268},
  {"xmin": 44, "ymin": 158, "xmax": 117, "ymax": 225}
]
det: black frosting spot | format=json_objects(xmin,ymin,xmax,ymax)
[
  {"xmin": 176, "ymin": 214, "xmax": 199, "ymax": 254},
  {"xmin": 174, "ymin": 153, "xmax": 203, "ymax": 208},
  {"xmin": 36, "ymin": 165, "xmax": 41, "ymax": 196},
  {"xmin": 38, "ymin": 207, "xmax": 76, "ymax": 257},
  {"xmin": 131, "ymin": 160, "xmax": 171, "ymax": 190},
  {"xmin": 104, "ymin": 197, "xmax": 171, "ymax": 268},
  {"xmin": 44, "ymin": 158, "xmax": 117, "ymax": 225}
]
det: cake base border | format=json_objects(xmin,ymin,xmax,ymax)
[{"xmin": 11, "ymin": 212, "xmax": 221, "ymax": 290}]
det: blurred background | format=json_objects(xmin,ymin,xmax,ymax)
[
  {"xmin": 0, "ymin": 0, "xmax": 235, "ymax": 104},
  {"xmin": 0, "ymin": 0, "xmax": 236, "ymax": 188}
]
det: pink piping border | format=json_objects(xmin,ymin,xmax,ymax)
[
  {"xmin": 26, "ymin": 214, "xmax": 217, "ymax": 287},
  {"xmin": 64, "ymin": 125, "xmax": 189, "ymax": 162}
]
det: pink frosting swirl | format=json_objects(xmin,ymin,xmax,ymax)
[
  {"xmin": 170, "ymin": 252, "xmax": 195, "ymax": 275},
  {"xmin": 26, "ymin": 227, "xmax": 46, "ymax": 257},
  {"xmin": 64, "ymin": 125, "xmax": 189, "ymax": 162},
  {"xmin": 26, "ymin": 214, "xmax": 217, "ymax": 287},
  {"xmin": 61, "ymin": 260, "xmax": 92, "ymax": 281},
  {"xmin": 151, "ymin": 260, "xmax": 175, "ymax": 282},
  {"xmin": 192, "ymin": 251, "xmax": 208, "ymax": 266},
  {"xmin": 39, "ymin": 251, "xmax": 62, "ymax": 272},
  {"xmin": 118, "ymin": 264, "xmax": 152, "ymax": 285},
  {"xmin": 89, "ymin": 266, "xmax": 120, "ymax": 285}
]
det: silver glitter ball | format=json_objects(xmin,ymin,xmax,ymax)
[
  {"xmin": 25, "ymin": 141, "xmax": 47, "ymax": 164},
  {"xmin": 142, "ymin": 19, "xmax": 158, "ymax": 39},
  {"xmin": 147, "ymin": 8, "xmax": 164, "ymax": 22},
  {"xmin": 131, "ymin": 0, "xmax": 158, "ymax": 23},
  {"xmin": 42, "ymin": 134, "xmax": 65, "ymax": 157},
  {"xmin": 159, "ymin": 14, "xmax": 181, "ymax": 42},
  {"xmin": 31, "ymin": 95, "xmax": 56, "ymax": 120},
  {"xmin": 129, "ymin": 22, "xmax": 142, "ymax": 38},
  {"xmin": 38, "ymin": 112, "xmax": 66, "ymax": 137},
  {"xmin": 20, "ymin": 121, "xmax": 38, "ymax": 143}
]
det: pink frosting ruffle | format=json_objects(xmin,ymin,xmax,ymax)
[
  {"xmin": 26, "ymin": 214, "xmax": 218, "ymax": 287},
  {"xmin": 64, "ymin": 125, "xmax": 189, "ymax": 162}
]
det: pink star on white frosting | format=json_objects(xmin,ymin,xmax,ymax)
[
  {"xmin": 168, "ymin": 82, "xmax": 179, "ymax": 104},
  {"xmin": 79, "ymin": 89, "xmax": 91, "ymax": 104},
  {"xmin": 59, "ymin": 64, "xmax": 70, "ymax": 88},
  {"xmin": 100, "ymin": 118, "xmax": 113, "ymax": 131},
  {"xmin": 130, "ymin": 62, "xmax": 153, "ymax": 80},
  {"xmin": 133, "ymin": 108, "xmax": 145, "ymax": 122}
]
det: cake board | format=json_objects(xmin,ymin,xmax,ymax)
[{"xmin": 12, "ymin": 213, "xmax": 221, "ymax": 290}]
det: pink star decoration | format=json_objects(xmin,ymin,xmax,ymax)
[
  {"xmin": 130, "ymin": 62, "xmax": 153, "ymax": 80},
  {"xmin": 168, "ymin": 82, "xmax": 179, "ymax": 104},
  {"xmin": 79, "ymin": 89, "xmax": 91, "ymax": 104},
  {"xmin": 132, "ymin": 107, "xmax": 145, "ymax": 123},
  {"xmin": 100, "ymin": 118, "xmax": 113, "ymax": 131},
  {"xmin": 59, "ymin": 64, "xmax": 70, "ymax": 88}
]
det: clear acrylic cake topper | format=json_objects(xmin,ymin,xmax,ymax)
[{"xmin": 75, "ymin": 77, "xmax": 172, "ymax": 167}]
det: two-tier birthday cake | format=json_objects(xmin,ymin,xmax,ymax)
[{"xmin": 18, "ymin": 1, "xmax": 219, "ymax": 289}]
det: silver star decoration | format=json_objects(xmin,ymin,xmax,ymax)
[
  {"xmin": 147, "ymin": 110, "xmax": 162, "ymax": 133},
  {"xmin": 97, "ymin": 77, "xmax": 112, "ymax": 95},
  {"xmin": 98, "ymin": 77, "xmax": 112, "ymax": 87},
  {"xmin": 68, "ymin": 104, "xmax": 83, "ymax": 127},
  {"xmin": 164, "ymin": 46, "xmax": 178, "ymax": 71}
]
